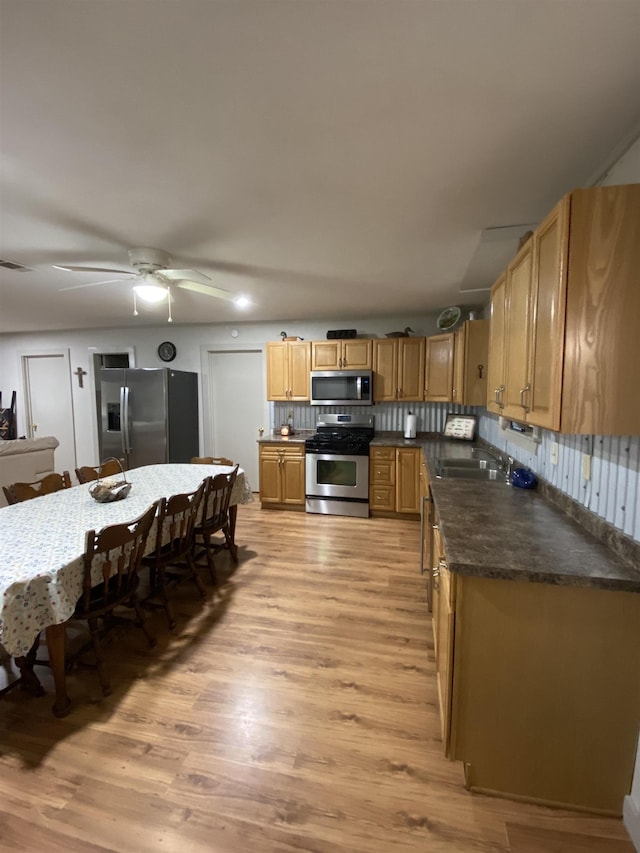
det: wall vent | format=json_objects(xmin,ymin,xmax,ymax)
[{"xmin": 0, "ymin": 258, "xmax": 32, "ymax": 271}]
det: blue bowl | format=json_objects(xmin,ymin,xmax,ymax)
[{"xmin": 511, "ymin": 468, "xmax": 537, "ymax": 489}]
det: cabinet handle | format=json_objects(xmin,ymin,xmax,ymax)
[
  {"xmin": 452, "ymin": 388, "xmax": 457, "ymax": 400},
  {"xmin": 519, "ymin": 383, "xmax": 531, "ymax": 411}
]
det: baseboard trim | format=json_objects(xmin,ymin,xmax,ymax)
[{"xmin": 624, "ymin": 794, "xmax": 640, "ymax": 851}]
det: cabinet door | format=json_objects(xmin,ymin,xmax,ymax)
[
  {"xmin": 396, "ymin": 447, "xmax": 420, "ymax": 514},
  {"xmin": 288, "ymin": 341, "xmax": 311, "ymax": 401},
  {"xmin": 459, "ymin": 320, "xmax": 489, "ymax": 406},
  {"xmin": 502, "ymin": 240, "xmax": 533, "ymax": 420},
  {"xmin": 487, "ymin": 272, "xmax": 507, "ymax": 414},
  {"xmin": 425, "ymin": 334, "xmax": 455, "ymax": 402},
  {"xmin": 342, "ymin": 339, "xmax": 372, "ymax": 370},
  {"xmin": 281, "ymin": 451, "xmax": 305, "ymax": 505},
  {"xmin": 311, "ymin": 341, "xmax": 341, "ymax": 370},
  {"xmin": 435, "ymin": 565, "xmax": 455, "ymax": 751},
  {"xmin": 259, "ymin": 448, "xmax": 282, "ymax": 503},
  {"xmin": 266, "ymin": 342, "xmax": 289, "ymax": 401},
  {"xmin": 373, "ymin": 339, "xmax": 398, "ymax": 401},
  {"xmin": 527, "ymin": 196, "xmax": 569, "ymax": 430},
  {"xmin": 398, "ymin": 337, "xmax": 425, "ymax": 401}
]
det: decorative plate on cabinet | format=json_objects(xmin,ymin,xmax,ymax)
[{"xmin": 437, "ymin": 306, "xmax": 462, "ymax": 331}]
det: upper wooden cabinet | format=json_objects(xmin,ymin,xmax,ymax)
[
  {"xmin": 424, "ymin": 333, "xmax": 455, "ymax": 402},
  {"xmin": 452, "ymin": 320, "xmax": 489, "ymax": 406},
  {"xmin": 311, "ymin": 339, "xmax": 372, "ymax": 371},
  {"xmin": 487, "ymin": 184, "xmax": 640, "ymax": 434},
  {"xmin": 266, "ymin": 341, "xmax": 311, "ymax": 401},
  {"xmin": 425, "ymin": 323, "xmax": 488, "ymax": 404},
  {"xmin": 486, "ymin": 272, "xmax": 507, "ymax": 415},
  {"xmin": 372, "ymin": 337, "xmax": 425, "ymax": 402}
]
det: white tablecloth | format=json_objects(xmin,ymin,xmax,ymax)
[{"xmin": 0, "ymin": 463, "xmax": 252, "ymax": 657}]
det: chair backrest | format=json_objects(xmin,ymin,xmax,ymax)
[
  {"xmin": 197, "ymin": 465, "xmax": 239, "ymax": 535},
  {"xmin": 191, "ymin": 456, "xmax": 234, "ymax": 466},
  {"xmin": 3, "ymin": 470, "xmax": 72, "ymax": 505},
  {"xmin": 77, "ymin": 501, "xmax": 158, "ymax": 615},
  {"xmin": 148, "ymin": 478, "xmax": 208, "ymax": 564},
  {"xmin": 75, "ymin": 459, "xmax": 122, "ymax": 484}
]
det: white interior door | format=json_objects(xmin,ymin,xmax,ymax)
[
  {"xmin": 205, "ymin": 348, "xmax": 264, "ymax": 490},
  {"xmin": 22, "ymin": 352, "xmax": 77, "ymax": 475}
]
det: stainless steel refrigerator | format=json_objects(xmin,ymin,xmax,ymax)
[{"xmin": 99, "ymin": 368, "xmax": 199, "ymax": 469}]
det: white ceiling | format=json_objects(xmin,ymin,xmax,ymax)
[{"xmin": 1, "ymin": 0, "xmax": 640, "ymax": 334}]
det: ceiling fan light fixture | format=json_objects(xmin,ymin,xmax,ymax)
[
  {"xmin": 234, "ymin": 295, "xmax": 250, "ymax": 308},
  {"xmin": 133, "ymin": 283, "xmax": 168, "ymax": 304}
]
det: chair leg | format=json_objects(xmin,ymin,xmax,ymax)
[
  {"xmin": 223, "ymin": 525, "xmax": 239, "ymax": 564},
  {"xmin": 88, "ymin": 617, "xmax": 111, "ymax": 697},
  {"xmin": 201, "ymin": 535, "xmax": 217, "ymax": 584},
  {"xmin": 187, "ymin": 554, "xmax": 207, "ymax": 598},
  {"xmin": 156, "ymin": 568, "xmax": 177, "ymax": 629},
  {"xmin": 129, "ymin": 596, "xmax": 157, "ymax": 648}
]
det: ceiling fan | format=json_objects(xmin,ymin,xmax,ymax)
[{"xmin": 55, "ymin": 247, "xmax": 249, "ymax": 321}]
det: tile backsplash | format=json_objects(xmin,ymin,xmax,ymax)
[{"xmin": 479, "ymin": 412, "xmax": 640, "ymax": 545}]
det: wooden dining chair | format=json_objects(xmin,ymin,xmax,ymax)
[
  {"xmin": 141, "ymin": 479, "xmax": 208, "ymax": 629},
  {"xmin": 191, "ymin": 456, "xmax": 234, "ymax": 466},
  {"xmin": 75, "ymin": 458, "xmax": 122, "ymax": 484},
  {"xmin": 192, "ymin": 465, "xmax": 239, "ymax": 583},
  {"xmin": 3, "ymin": 470, "xmax": 72, "ymax": 505},
  {"xmin": 70, "ymin": 502, "xmax": 158, "ymax": 697}
]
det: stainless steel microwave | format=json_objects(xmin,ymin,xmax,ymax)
[{"xmin": 310, "ymin": 370, "xmax": 373, "ymax": 406}]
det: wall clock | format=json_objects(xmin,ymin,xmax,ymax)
[{"xmin": 157, "ymin": 341, "xmax": 177, "ymax": 362}]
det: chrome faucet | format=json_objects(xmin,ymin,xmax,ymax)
[{"xmin": 472, "ymin": 447, "xmax": 514, "ymax": 483}]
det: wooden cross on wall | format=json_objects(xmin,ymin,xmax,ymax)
[{"xmin": 74, "ymin": 366, "xmax": 87, "ymax": 388}]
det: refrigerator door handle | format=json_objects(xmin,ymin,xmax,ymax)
[{"xmin": 121, "ymin": 385, "xmax": 131, "ymax": 454}]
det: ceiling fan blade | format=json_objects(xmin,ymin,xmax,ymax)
[
  {"xmin": 59, "ymin": 276, "xmax": 135, "ymax": 291},
  {"xmin": 175, "ymin": 280, "xmax": 238, "ymax": 302},
  {"xmin": 156, "ymin": 269, "xmax": 212, "ymax": 285},
  {"xmin": 53, "ymin": 264, "xmax": 133, "ymax": 274}
]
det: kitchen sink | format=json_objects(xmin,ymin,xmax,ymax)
[
  {"xmin": 436, "ymin": 457, "xmax": 499, "ymax": 470},
  {"xmin": 434, "ymin": 456, "xmax": 504, "ymax": 480}
]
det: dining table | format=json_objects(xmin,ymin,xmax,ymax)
[{"xmin": 0, "ymin": 462, "xmax": 252, "ymax": 715}]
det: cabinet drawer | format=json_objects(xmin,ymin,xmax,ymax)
[
  {"xmin": 370, "ymin": 460, "xmax": 395, "ymax": 485},
  {"xmin": 370, "ymin": 447, "xmax": 395, "ymax": 462},
  {"xmin": 370, "ymin": 485, "xmax": 395, "ymax": 511}
]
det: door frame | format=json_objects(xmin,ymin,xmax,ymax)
[{"xmin": 199, "ymin": 342, "xmax": 270, "ymax": 462}]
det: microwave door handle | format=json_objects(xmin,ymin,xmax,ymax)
[{"xmin": 356, "ymin": 376, "xmax": 362, "ymax": 400}]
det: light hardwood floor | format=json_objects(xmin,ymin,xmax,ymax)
[{"xmin": 0, "ymin": 500, "xmax": 635, "ymax": 852}]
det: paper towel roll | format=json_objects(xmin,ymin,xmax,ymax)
[{"xmin": 404, "ymin": 413, "xmax": 417, "ymax": 439}]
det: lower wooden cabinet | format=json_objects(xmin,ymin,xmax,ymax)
[
  {"xmin": 259, "ymin": 443, "xmax": 305, "ymax": 509},
  {"xmin": 370, "ymin": 446, "xmax": 421, "ymax": 516},
  {"xmin": 432, "ymin": 551, "xmax": 640, "ymax": 814}
]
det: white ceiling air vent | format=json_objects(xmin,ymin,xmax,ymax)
[{"xmin": 0, "ymin": 258, "xmax": 32, "ymax": 271}]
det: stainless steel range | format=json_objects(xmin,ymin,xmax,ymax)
[{"xmin": 305, "ymin": 413, "xmax": 375, "ymax": 518}]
